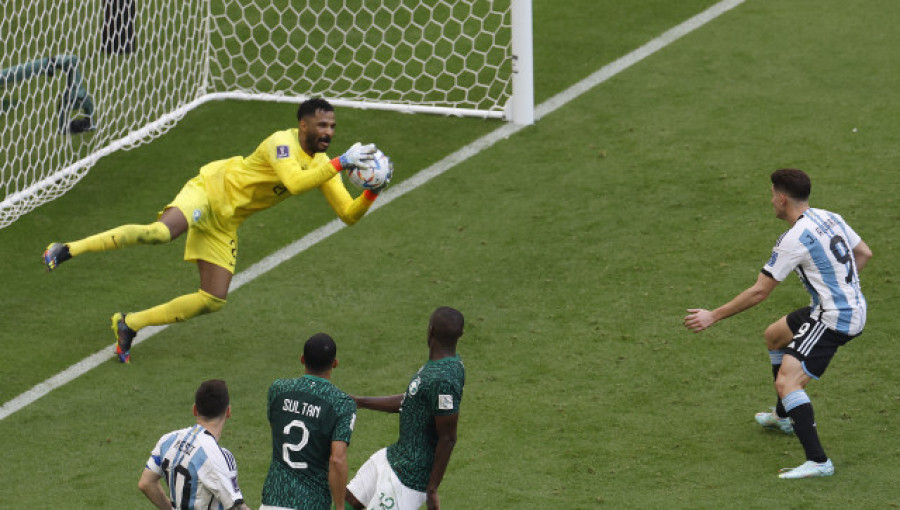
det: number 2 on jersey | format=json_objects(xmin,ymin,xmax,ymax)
[{"xmin": 282, "ymin": 419, "xmax": 310, "ymax": 469}]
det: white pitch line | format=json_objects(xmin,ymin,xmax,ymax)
[{"xmin": 0, "ymin": 0, "xmax": 744, "ymax": 422}]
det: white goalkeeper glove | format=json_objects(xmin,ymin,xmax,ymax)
[{"xmin": 339, "ymin": 142, "xmax": 377, "ymax": 171}]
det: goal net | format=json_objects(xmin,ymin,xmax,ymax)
[{"xmin": 0, "ymin": 0, "xmax": 532, "ymax": 229}]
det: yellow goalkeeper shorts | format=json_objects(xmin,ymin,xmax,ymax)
[{"xmin": 163, "ymin": 175, "xmax": 238, "ymax": 273}]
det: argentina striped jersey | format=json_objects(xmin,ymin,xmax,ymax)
[
  {"xmin": 146, "ymin": 424, "xmax": 244, "ymax": 510},
  {"xmin": 761, "ymin": 207, "xmax": 866, "ymax": 336}
]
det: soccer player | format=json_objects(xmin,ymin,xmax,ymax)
[
  {"xmin": 261, "ymin": 333, "xmax": 356, "ymax": 510},
  {"xmin": 683, "ymin": 168, "xmax": 872, "ymax": 479},
  {"xmin": 42, "ymin": 98, "xmax": 387, "ymax": 363},
  {"xmin": 139, "ymin": 379, "xmax": 251, "ymax": 509},
  {"xmin": 346, "ymin": 306, "xmax": 465, "ymax": 510}
]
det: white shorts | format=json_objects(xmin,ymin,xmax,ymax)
[{"xmin": 347, "ymin": 448, "xmax": 426, "ymax": 510}]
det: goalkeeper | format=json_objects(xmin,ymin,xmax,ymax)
[{"xmin": 42, "ymin": 98, "xmax": 387, "ymax": 363}]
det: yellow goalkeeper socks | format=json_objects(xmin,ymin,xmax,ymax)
[
  {"xmin": 67, "ymin": 221, "xmax": 171, "ymax": 257},
  {"xmin": 125, "ymin": 290, "xmax": 226, "ymax": 331}
]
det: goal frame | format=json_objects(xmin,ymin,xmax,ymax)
[{"xmin": 0, "ymin": 0, "xmax": 533, "ymax": 228}]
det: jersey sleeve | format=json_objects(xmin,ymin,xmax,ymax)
[
  {"xmin": 267, "ymin": 380, "xmax": 282, "ymax": 422},
  {"xmin": 319, "ymin": 174, "xmax": 377, "ymax": 225},
  {"xmin": 432, "ymin": 379, "xmax": 463, "ymax": 416},
  {"xmin": 198, "ymin": 446, "xmax": 244, "ymax": 509},
  {"xmin": 332, "ymin": 395, "xmax": 357, "ymax": 444},
  {"xmin": 145, "ymin": 434, "xmax": 167, "ymax": 476},
  {"xmin": 263, "ymin": 132, "xmax": 340, "ymax": 194},
  {"xmin": 762, "ymin": 232, "xmax": 805, "ymax": 282}
]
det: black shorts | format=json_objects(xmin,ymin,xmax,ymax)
[{"xmin": 785, "ymin": 307, "xmax": 855, "ymax": 379}]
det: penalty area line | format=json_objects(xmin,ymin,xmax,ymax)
[{"xmin": 0, "ymin": 0, "xmax": 744, "ymax": 422}]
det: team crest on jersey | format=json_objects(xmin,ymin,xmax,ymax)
[
  {"xmin": 276, "ymin": 145, "xmax": 290, "ymax": 159},
  {"xmin": 408, "ymin": 377, "xmax": 420, "ymax": 396}
]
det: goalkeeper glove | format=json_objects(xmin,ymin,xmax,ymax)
[{"xmin": 339, "ymin": 142, "xmax": 376, "ymax": 171}]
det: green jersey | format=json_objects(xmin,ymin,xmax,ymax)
[
  {"xmin": 386, "ymin": 354, "xmax": 465, "ymax": 492},
  {"xmin": 262, "ymin": 375, "xmax": 356, "ymax": 510}
]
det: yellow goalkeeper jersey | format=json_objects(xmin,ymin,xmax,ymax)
[{"xmin": 198, "ymin": 128, "xmax": 374, "ymax": 229}]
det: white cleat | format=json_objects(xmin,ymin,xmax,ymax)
[
  {"xmin": 778, "ymin": 459, "xmax": 834, "ymax": 479},
  {"xmin": 755, "ymin": 409, "xmax": 794, "ymax": 434}
]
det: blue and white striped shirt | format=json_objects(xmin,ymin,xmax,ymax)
[
  {"xmin": 762, "ymin": 207, "xmax": 866, "ymax": 336},
  {"xmin": 146, "ymin": 424, "xmax": 244, "ymax": 510}
]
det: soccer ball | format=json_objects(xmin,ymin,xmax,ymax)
[{"xmin": 346, "ymin": 149, "xmax": 393, "ymax": 191}]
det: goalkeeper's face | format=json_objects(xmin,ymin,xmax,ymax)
[{"xmin": 299, "ymin": 109, "xmax": 337, "ymax": 155}]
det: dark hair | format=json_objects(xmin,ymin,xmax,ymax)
[
  {"xmin": 304, "ymin": 333, "xmax": 337, "ymax": 372},
  {"xmin": 297, "ymin": 97, "xmax": 334, "ymax": 121},
  {"xmin": 195, "ymin": 379, "xmax": 230, "ymax": 419},
  {"xmin": 430, "ymin": 307, "xmax": 464, "ymax": 345},
  {"xmin": 770, "ymin": 168, "xmax": 811, "ymax": 201}
]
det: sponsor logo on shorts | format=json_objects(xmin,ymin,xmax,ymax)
[
  {"xmin": 276, "ymin": 145, "xmax": 290, "ymax": 159},
  {"xmin": 377, "ymin": 493, "xmax": 396, "ymax": 509},
  {"xmin": 767, "ymin": 251, "xmax": 778, "ymax": 266}
]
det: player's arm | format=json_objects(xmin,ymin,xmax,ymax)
[
  {"xmin": 138, "ymin": 468, "xmax": 171, "ymax": 510},
  {"xmin": 684, "ymin": 272, "xmax": 779, "ymax": 333},
  {"xmin": 270, "ymin": 137, "xmax": 376, "ymax": 195},
  {"xmin": 261, "ymin": 131, "xmax": 339, "ymax": 194},
  {"xmin": 853, "ymin": 239, "xmax": 872, "ymax": 272},
  {"xmin": 425, "ymin": 413, "xmax": 460, "ymax": 510},
  {"xmin": 319, "ymin": 176, "xmax": 378, "ymax": 225},
  {"xmin": 328, "ymin": 440, "xmax": 349, "ymax": 508},
  {"xmin": 272, "ymin": 153, "xmax": 342, "ymax": 195},
  {"xmin": 351, "ymin": 394, "xmax": 404, "ymax": 413}
]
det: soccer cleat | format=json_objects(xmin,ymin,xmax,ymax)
[
  {"xmin": 778, "ymin": 459, "xmax": 834, "ymax": 479},
  {"xmin": 42, "ymin": 243, "xmax": 71, "ymax": 272},
  {"xmin": 111, "ymin": 312, "xmax": 136, "ymax": 363},
  {"xmin": 755, "ymin": 409, "xmax": 794, "ymax": 434}
]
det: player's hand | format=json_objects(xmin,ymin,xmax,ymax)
[
  {"xmin": 339, "ymin": 142, "xmax": 377, "ymax": 171},
  {"xmin": 683, "ymin": 308, "xmax": 715, "ymax": 333}
]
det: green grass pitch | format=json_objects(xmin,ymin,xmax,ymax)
[{"xmin": 1, "ymin": 0, "xmax": 899, "ymax": 507}]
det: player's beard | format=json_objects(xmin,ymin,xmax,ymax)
[
  {"xmin": 313, "ymin": 134, "xmax": 330, "ymax": 153},
  {"xmin": 303, "ymin": 131, "xmax": 330, "ymax": 154}
]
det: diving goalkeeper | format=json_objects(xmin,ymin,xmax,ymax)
[{"xmin": 43, "ymin": 98, "xmax": 387, "ymax": 363}]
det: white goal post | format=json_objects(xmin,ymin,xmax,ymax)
[{"xmin": 0, "ymin": 0, "xmax": 533, "ymax": 229}]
